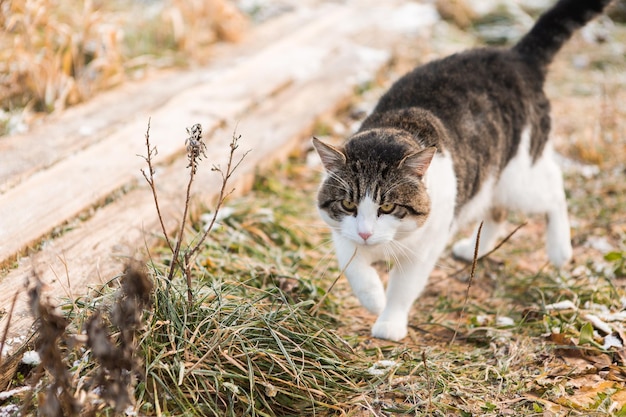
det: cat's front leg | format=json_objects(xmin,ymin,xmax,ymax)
[
  {"xmin": 370, "ymin": 257, "xmax": 432, "ymax": 341},
  {"xmin": 334, "ymin": 233, "xmax": 386, "ymax": 315},
  {"xmin": 371, "ymin": 236, "xmax": 445, "ymax": 341}
]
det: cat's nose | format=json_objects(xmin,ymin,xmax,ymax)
[{"xmin": 359, "ymin": 231, "xmax": 372, "ymax": 241}]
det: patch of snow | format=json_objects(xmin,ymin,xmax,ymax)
[
  {"xmin": 21, "ymin": 350, "xmax": 41, "ymax": 366},
  {"xmin": 584, "ymin": 313, "xmax": 613, "ymax": 335},
  {"xmin": 602, "ymin": 333, "xmax": 623, "ymax": 350},
  {"xmin": 584, "ymin": 236, "xmax": 614, "ymax": 254},
  {"xmin": 0, "ymin": 404, "xmax": 20, "ymax": 417},
  {"xmin": 496, "ymin": 316, "xmax": 515, "ymax": 327},
  {"xmin": 125, "ymin": 406, "xmax": 138, "ymax": 416},
  {"xmin": 255, "ymin": 208, "xmax": 275, "ymax": 223},
  {"xmin": 598, "ymin": 311, "xmax": 626, "ymax": 323},
  {"xmin": 351, "ymin": 46, "xmax": 389, "ymax": 85},
  {"xmin": 544, "ymin": 300, "xmax": 577, "ymax": 311},
  {"xmin": 554, "ymin": 153, "xmax": 600, "ymax": 179},
  {"xmin": 581, "ymin": 16, "xmax": 615, "ymax": 44},
  {"xmin": 306, "ymin": 149, "xmax": 322, "ymax": 169},
  {"xmin": 0, "ymin": 386, "xmax": 31, "ymax": 401},
  {"xmin": 382, "ymin": 3, "xmax": 439, "ymax": 35},
  {"xmin": 367, "ymin": 359, "xmax": 397, "ymax": 376},
  {"xmin": 202, "ymin": 207, "xmax": 236, "ymax": 231}
]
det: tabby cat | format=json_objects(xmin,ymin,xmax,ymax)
[{"xmin": 313, "ymin": 0, "xmax": 612, "ymax": 341}]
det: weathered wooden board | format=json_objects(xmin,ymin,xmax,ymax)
[
  {"xmin": 0, "ymin": 3, "xmax": 343, "ymax": 193},
  {"xmin": 0, "ymin": 0, "xmax": 438, "ymax": 348},
  {"xmin": 0, "ymin": 4, "xmax": 357, "ymax": 265}
]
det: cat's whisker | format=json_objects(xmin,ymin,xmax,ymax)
[
  {"xmin": 381, "ymin": 178, "xmax": 419, "ymax": 198},
  {"xmin": 384, "ymin": 243, "xmax": 406, "ymax": 276},
  {"xmin": 388, "ymin": 239, "xmax": 416, "ymax": 259},
  {"xmin": 326, "ymin": 171, "xmax": 352, "ymax": 194}
]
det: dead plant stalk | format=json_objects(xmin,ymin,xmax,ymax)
[
  {"xmin": 450, "ymin": 221, "xmax": 482, "ymax": 345},
  {"xmin": 140, "ymin": 120, "xmax": 248, "ymax": 303}
]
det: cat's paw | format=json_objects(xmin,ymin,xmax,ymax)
[
  {"xmin": 371, "ymin": 319, "xmax": 407, "ymax": 341},
  {"xmin": 546, "ymin": 223, "xmax": 573, "ymax": 268},
  {"xmin": 547, "ymin": 240, "xmax": 572, "ymax": 268},
  {"xmin": 356, "ymin": 290, "xmax": 386, "ymax": 315},
  {"xmin": 452, "ymin": 238, "xmax": 476, "ymax": 262}
]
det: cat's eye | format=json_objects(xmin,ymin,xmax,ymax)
[
  {"xmin": 340, "ymin": 199, "xmax": 357, "ymax": 212},
  {"xmin": 379, "ymin": 203, "xmax": 396, "ymax": 214}
]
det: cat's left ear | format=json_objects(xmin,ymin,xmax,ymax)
[
  {"xmin": 312, "ymin": 137, "xmax": 346, "ymax": 172},
  {"xmin": 400, "ymin": 146, "xmax": 437, "ymax": 177}
]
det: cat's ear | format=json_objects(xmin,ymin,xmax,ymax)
[
  {"xmin": 312, "ymin": 137, "xmax": 346, "ymax": 172},
  {"xmin": 400, "ymin": 146, "xmax": 436, "ymax": 177}
]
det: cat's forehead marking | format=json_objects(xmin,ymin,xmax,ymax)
[{"xmin": 357, "ymin": 195, "xmax": 378, "ymax": 217}]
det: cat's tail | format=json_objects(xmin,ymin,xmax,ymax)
[{"xmin": 513, "ymin": 0, "xmax": 612, "ymax": 69}]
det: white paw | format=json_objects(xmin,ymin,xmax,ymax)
[
  {"xmin": 371, "ymin": 319, "xmax": 408, "ymax": 341},
  {"xmin": 546, "ymin": 223, "xmax": 572, "ymax": 268},
  {"xmin": 547, "ymin": 240, "xmax": 572, "ymax": 268},
  {"xmin": 356, "ymin": 290, "xmax": 386, "ymax": 315},
  {"xmin": 452, "ymin": 238, "xmax": 476, "ymax": 262}
]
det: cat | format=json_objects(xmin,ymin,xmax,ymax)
[{"xmin": 312, "ymin": 0, "xmax": 612, "ymax": 341}]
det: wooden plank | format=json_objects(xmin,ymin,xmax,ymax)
[
  {"xmin": 0, "ymin": 4, "xmax": 359, "ymax": 266},
  {"xmin": 0, "ymin": 3, "xmax": 341, "ymax": 193}
]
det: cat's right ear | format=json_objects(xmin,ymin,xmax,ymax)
[
  {"xmin": 312, "ymin": 137, "xmax": 346, "ymax": 172},
  {"xmin": 400, "ymin": 146, "xmax": 437, "ymax": 177}
]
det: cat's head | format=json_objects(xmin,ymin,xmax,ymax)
[{"xmin": 313, "ymin": 129, "xmax": 436, "ymax": 246}]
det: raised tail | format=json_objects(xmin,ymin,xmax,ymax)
[{"xmin": 513, "ymin": 0, "xmax": 612, "ymax": 69}]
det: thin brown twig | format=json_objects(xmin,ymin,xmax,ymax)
[
  {"xmin": 310, "ymin": 247, "xmax": 358, "ymax": 316},
  {"xmin": 422, "ymin": 351, "xmax": 433, "ymax": 414},
  {"xmin": 450, "ymin": 221, "xmax": 483, "ymax": 345},
  {"xmin": 169, "ymin": 163, "xmax": 195, "ymax": 282},
  {"xmin": 451, "ymin": 221, "xmax": 527, "ymax": 277},
  {"xmin": 187, "ymin": 132, "xmax": 250, "ymax": 258},
  {"xmin": 140, "ymin": 122, "xmax": 248, "ymax": 303},
  {"xmin": 180, "ymin": 133, "xmax": 250, "ymax": 303},
  {"xmin": 140, "ymin": 118, "xmax": 174, "ymax": 254}
]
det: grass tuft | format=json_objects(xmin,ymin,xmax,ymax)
[{"xmin": 140, "ymin": 276, "xmax": 373, "ymax": 416}]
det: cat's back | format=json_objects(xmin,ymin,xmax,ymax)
[
  {"xmin": 372, "ymin": 47, "xmax": 545, "ymax": 124},
  {"xmin": 360, "ymin": 47, "xmax": 552, "ymax": 207}
]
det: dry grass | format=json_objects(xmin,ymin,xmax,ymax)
[
  {"xmin": 0, "ymin": 0, "xmax": 247, "ymax": 134},
  {"xmin": 3, "ymin": 3, "xmax": 625, "ymax": 416}
]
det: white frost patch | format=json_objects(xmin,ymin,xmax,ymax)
[
  {"xmin": 0, "ymin": 385, "xmax": 31, "ymax": 401},
  {"xmin": 0, "ymin": 404, "xmax": 20, "ymax": 417},
  {"xmin": 584, "ymin": 236, "xmax": 614, "ymax": 254},
  {"xmin": 2, "ymin": 336, "xmax": 26, "ymax": 357},
  {"xmin": 21, "ymin": 350, "xmax": 41, "ymax": 366},
  {"xmin": 201, "ymin": 207, "xmax": 236, "ymax": 231},
  {"xmin": 554, "ymin": 153, "xmax": 599, "ymax": 179},
  {"xmin": 602, "ymin": 333, "xmax": 623, "ymax": 350},
  {"xmin": 544, "ymin": 300, "xmax": 577, "ymax": 311},
  {"xmin": 351, "ymin": 45, "xmax": 389, "ymax": 85},
  {"xmin": 367, "ymin": 360, "xmax": 397, "ymax": 376},
  {"xmin": 583, "ymin": 313, "xmax": 613, "ymax": 335},
  {"xmin": 496, "ymin": 316, "xmax": 515, "ymax": 327},
  {"xmin": 124, "ymin": 406, "xmax": 138, "ymax": 416},
  {"xmin": 382, "ymin": 3, "xmax": 439, "ymax": 35}
]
